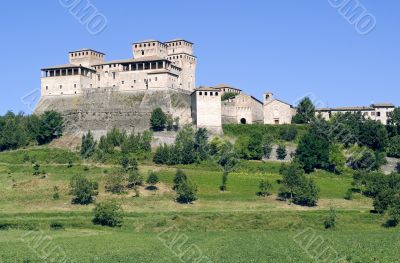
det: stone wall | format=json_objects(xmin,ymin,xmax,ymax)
[{"xmin": 35, "ymin": 89, "xmax": 192, "ymax": 134}]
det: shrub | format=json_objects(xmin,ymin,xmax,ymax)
[
  {"xmin": 344, "ymin": 189, "xmax": 353, "ymax": 200},
  {"xmin": 146, "ymin": 172, "xmax": 159, "ymax": 190},
  {"xmin": 52, "ymin": 186, "xmax": 60, "ymax": 200},
  {"xmin": 69, "ymin": 174, "xmax": 98, "ymax": 205},
  {"xmin": 323, "ymin": 208, "xmax": 337, "ymax": 229},
  {"xmin": 32, "ymin": 163, "xmax": 41, "ymax": 176},
  {"xmin": 128, "ymin": 172, "xmax": 144, "ymax": 189},
  {"xmin": 150, "ymin": 108, "xmax": 167, "ymax": 131},
  {"xmin": 92, "ymin": 200, "xmax": 123, "ymax": 227},
  {"xmin": 173, "ymin": 169, "xmax": 188, "ymax": 191},
  {"xmin": 36, "ymin": 111, "xmax": 64, "ymax": 145},
  {"xmin": 280, "ymin": 126, "xmax": 298, "ymax": 141},
  {"xmin": 176, "ymin": 178, "xmax": 198, "ymax": 204},
  {"xmin": 257, "ymin": 179, "xmax": 272, "ymax": 197},
  {"xmin": 276, "ymin": 145, "xmax": 287, "ymax": 160},
  {"xmin": 221, "ymin": 92, "xmax": 237, "ymax": 101},
  {"xmin": 263, "ymin": 143, "xmax": 273, "ymax": 159},
  {"xmin": 105, "ymin": 173, "xmax": 126, "ymax": 194},
  {"xmin": 50, "ymin": 222, "xmax": 64, "ymax": 230},
  {"xmin": 80, "ymin": 130, "xmax": 96, "ymax": 158}
]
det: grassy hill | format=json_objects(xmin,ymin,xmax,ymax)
[{"xmin": 0, "ymin": 147, "xmax": 398, "ymax": 263}]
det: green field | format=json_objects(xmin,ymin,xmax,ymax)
[{"xmin": 0, "ymin": 147, "xmax": 399, "ymax": 263}]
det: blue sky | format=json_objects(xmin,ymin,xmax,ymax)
[{"xmin": 0, "ymin": 0, "xmax": 399, "ymax": 114}]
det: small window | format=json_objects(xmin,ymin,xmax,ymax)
[
  {"xmin": 210, "ymin": 92, "xmax": 213, "ymax": 96},
  {"xmin": 199, "ymin": 92, "xmax": 202, "ymax": 95},
  {"xmin": 205, "ymin": 92, "xmax": 208, "ymax": 96},
  {"xmin": 134, "ymin": 80, "xmax": 136, "ymax": 83},
  {"xmin": 74, "ymin": 84, "xmax": 77, "ymax": 88},
  {"xmin": 112, "ymin": 72, "xmax": 116, "ymax": 79},
  {"xmin": 46, "ymin": 86, "xmax": 48, "ymax": 90},
  {"xmin": 60, "ymin": 85, "xmax": 62, "ymax": 89},
  {"xmin": 377, "ymin": 112, "xmax": 381, "ymax": 117},
  {"xmin": 122, "ymin": 81, "xmax": 124, "ymax": 84},
  {"xmin": 155, "ymin": 77, "xmax": 158, "ymax": 81},
  {"xmin": 216, "ymin": 92, "xmax": 219, "ymax": 96}
]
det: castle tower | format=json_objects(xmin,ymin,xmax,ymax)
[
  {"xmin": 132, "ymin": 40, "xmax": 168, "ymax": 59},
  {"xmin": 69, "ymin": 49, "xmax": 105, "ymax": 68},
  {"xmin": 191, "ymin": 87, "xmax": 222, "ymax": 133},
  {"xmin": 166, "ymin": 39, "xmax": 197, "ymax": 92}
]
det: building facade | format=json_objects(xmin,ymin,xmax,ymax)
[
  {"xmin": 191, "ymin": 87, "xmax": 222, "ymax": 133},
  {"xmin": 263, "ymin": 92, "xmax": 296, "ymax": 124},
  {"xmin": 41, "ymin": 39, "xmax": 197, "ymax": 97},
  {"xmin": 316, "ymin": 104, "xmax": 395, "ymax": 125}
]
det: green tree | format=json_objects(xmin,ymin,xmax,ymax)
[
  {"xmin": 81, "ymin": 131, "xmax": 96, "ymax": 158},
  {"xmin": 146, "ymin": 172, "xmax": 159, "ymax": 190},
  {"xmin": 292, "ymin": 97, "xmax": 315, "ymax": 124},
  {"xmin": 69, "ymin": 174, "xmax": 98, "ymax": 205},
  {"xmin": 328, "ymin": 143, "xmax": 346, "ymax": 174},
  {"xmin": 221, "ymin": 92, "xmax": 237, "ymax": 101},
  {"xmin": 173, "ymin": 169, "xmax": 188, "ymax": 191},
  {"xmin": 280, "ymin": 125, "xmax": 298, "ymax": 141},
  {"xmin": 92, "ymin": 200, "xmax": 123, "ymax": 227},
  {"xmin": 295, "ymin": 126, "xmax": 330, "ymax": 173},
  {"xmin": 257, "ymin": 179, "xmax": 272, "ymax": 197},
  {"xmin": 150, "ymin": 108, "xmax": 167, "ymax": 131},
  {"xmin": 36, "ymin": 111, "xmax": 64, "ymax": 145},
  {"xmin": 358, "ymin": 120, "xmax": 388, "ymax": 152},
  {"xmin": 323, "ymin": 207, "xmax": 337, "ymax": 229},
  {"xmin": 387, "ymin": 136, "xmax": 400, "ymax": 158},
  {"xmin": 387, "ymin": 107, "xmax": 400, "ymax": 136},
  {"xmin": 218, "ymin": 143, "xmax": 239, "ymax": 191},
  {"xmin": 276, "ymin": 144, "xmax": 287, "ymax": 160},
  {"xmin": 194, "ymin": 128, "xmax": 209, "ymax": 161},
  {"xmin": 105, "ymin": 173, "xmax": 126, "ymax": 194}
]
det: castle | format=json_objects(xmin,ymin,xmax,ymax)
[{"xmin": 36, "ymin": 39, "xmax": 395, "ymax": 134}]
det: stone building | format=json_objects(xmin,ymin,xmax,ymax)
[
  {"xmin": 263, "ymin": 92, "xmax": 296, "ymax": 124},
  {"xmin": 316, "ymin": 103, "xmax": 395, "ymax": 125},
  {"xmin": 191, "ymin": 87, "xmax": 222, "ymax": 133},
  {"xmin": 41, "ymin": 39, "xmax": 197, "ymax": 97}
]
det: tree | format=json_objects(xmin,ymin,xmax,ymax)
[
  {"xmin": 174, "ymin": 171, "xmax": 198, "ymax": 204},
  {"xmin": 175, "ymin": 125, "xmax": 196, "ymax": 164},
  {"xmin": 295, "ymin": 126, "xmax": 330, "ymax": 173},
  {"xmin": 280, "ymin": 126, "xmax": 298, "ymax": 141},
  {"xmin": 387, "ymin": 107, "xmax": 400, "ymax": 136},
  {"xmin": 69, "ymin": 174, "xmax": 98, "ymax": 205},
  {"xmin": 36, "ymin": 111, "xmax": 64, "ymax": 145},
  {"xmin": 105, "ymin": 173, "xmax": 126, "ymax": 194},
  {"xmin": 173, "ymin": 169, "xmax": 188, "ymax": 191},
  {"xmin": 276, "ymin": 144, "xmax": 287, "ymax": 160},
  {"xmin": 146, "ymin": 172, "xmax": 159, "ymax": 190},
  {"xmin": 221, "ymin": 92, "xmax": 236, "ymax": 101},
  {"xmin": 292, "ymin": 97, "xmax": 315, "ymax": 124},
  {"xmin": 387, "ymin": 136, "xmax": 400, "ymax": 158},
  {"xmin": 323, "ymin": 207, "xmax": 337, "ymax": 229},
  {"xmin": 278, "ymin": 162, "xmax": 319, "ymax": 206},
  {"xmin": 386, "ymin": 197, "xmax": 400, "ymax": 227},
  {"xmin": 32, "ymin": 163, "xmax": 41, "ymax": 176},
  {"xmin": 92, "ymin": 200, "xmax": 123, "ymax": 227},
  {"xmin": 194, "ymin": 128, "xmax": 209, "ymax": 161},
  {"xmin": 150, "ymin": 108, "xmax": 167, "ymax": 131},
  {"xmin": 81, "ymin": 131, "xmax": 96, "ymax": 158},
  {"xmin": 257, "ymin": 179, "xmax": 272, "ymax": 197},
  {"xmin": 218, "ymin": 143, "xmax": 239, "ymax": 191},
  {"xmin": 328, "ymin": 143, "xmax": 346, "ymax": 174},
  {"xmin": 358, "ymin": 120, "xmax": 388, "ymax": 152}
]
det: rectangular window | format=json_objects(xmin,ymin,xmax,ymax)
[
  {"xmin": 74, "ymin": 84, "xmax": 77, "ymax": 88},
  {"xmin": 377, "ymin": 112, "xmax": 381, "ymax": 117},
  {"xmin": 46, "ymin": 86, "xmax": 48, "ymax": 90},
  {"xmin": 97, "ymin": 75, "xmax": 100, "ymax": 81},
  {"xmin": 122, "ymin": 81, "xmax": 125, "ymax": 84},
  {"xmin": 112, "ymin": 72, "xmax": 116, "ymax": 79},
  {"xmin": 155, "ymin": 77, "xmax": 158, "ymax": 81},
  {"xmin": 60, "ymin": 85, "xmax": 62, "ymax": 89}
]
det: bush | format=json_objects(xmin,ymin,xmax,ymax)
[
  {"xmin": 173, "ymin": 169, "xmax": 188, "ymax": 191},
  {"xmin": 81, "ymin": 131, "xmax": 96, "ymax": 158},
  {"xmin": 92, "ymin": 200, "xmax": 123, "ymax": 227},
  {"xmin": 32, "ymin": 163, "xmax": 41, "ymax": 176},
  {"xmin": 263, "ymin": 143, "xmax": 273, "ymax": 159},
  {"xmin": 146, "ymin": 172, "xmax": 159, "ymax": 189},
  {"xmin": 323, "ymin": 208, "xmax": 337, "ymax": 229},
  {"xmin": 150, "ymin": 108, "xmax": 167, "ymax": 131},
  {"xmin": 278, "ymin": 162, "xmax": 319, "ymax": 206},
  {"xmin": 276, "ymin": 144, "xmax": 287, "ymax": 160},
  {"xmin": 128, "ymin": 172, "xmax": 144, "ymax": 189},
  {"xmin": 221, "ymin": 92, "xmax": 237, "ymax": 101},
  {"xmin": 69, "ymin": 174, "xmax": 98, "ymax": 205},
  {"xmin": 280, "ymin": 126, "xmax": 298, "ymax": 141},
  {"xmin": 257, "ymin": 179, "xmax": 272, "ymax": 197},
  {"xmin": 176, "ymin": 178, "xmax": 198, "ymax": 204},
  {"xmin": 344, "ymin": 189, "xmax": 353, "ymax": 200},
  {"xmin": 52, "ymin": 186, "xmax": 60, "ymax": 200},
  {"xmin": 105, "ymin": 173, "xmax": 126, "ymax": 194},
  {"xmin": 50, "ymin": 222, "xmax": 64, "ymax": 230}
]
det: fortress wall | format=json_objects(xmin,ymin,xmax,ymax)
[{"xmin": 35, "ymin": 89, "xmax": 192, "ymax": 134}]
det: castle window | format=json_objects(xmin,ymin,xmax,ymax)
[
  {"xmin": 205, "ymin": 92, "xmax": 208, "ymax": 96},
  {"xmin": 216, "ymin": 92, "xmax": 219, "ymax": 96},
  {"xmin": 46, "ymin": 86, "xmax": 48, "ymax": 90},
  {"xmin": 199, "ymin": 92, "xmax": 202, "ymax": 95},
  {"xmin": 74, "ymin": 84, "xmax": 76, "ymax": 88},
  {"xmin": 377, "ymin": 112, "xmax": 381, "ymax": 117},
  {"xmin": 75, "ymin": 91, "xmax": 77, "ymax": 94},
  {"xmin": 134, "ymin": 80, "xmax": 136, "ymax": 83},
  {"xmin": 210, "ymin": 92, "xmax": 213, "ymax": 96},
  {"xmin": 60, "ymin": 85, "xmax": 62, "ymax": 89},
  {"xmin": 155, "ymin": 77, "xmax": 158, "ymax": 81},
  {"xmin": 142, "ymin": 50, "xmax": 145, "ymax": 56},
  {"xmin": 97, "ymin": 75, "xmax": 100, "ymax": 81},
  {"xmin": 122, "ymin": 81, "xmax": 124, "ymax": 84}
]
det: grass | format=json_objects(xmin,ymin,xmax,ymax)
[{"xmin": 0, "ymin": 147, "xmax": 398, "ymax": 262}]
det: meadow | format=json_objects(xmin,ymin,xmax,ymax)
[{"xmin": 0, "ymin": 147, "xmax": 399, "ymax": 263}]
